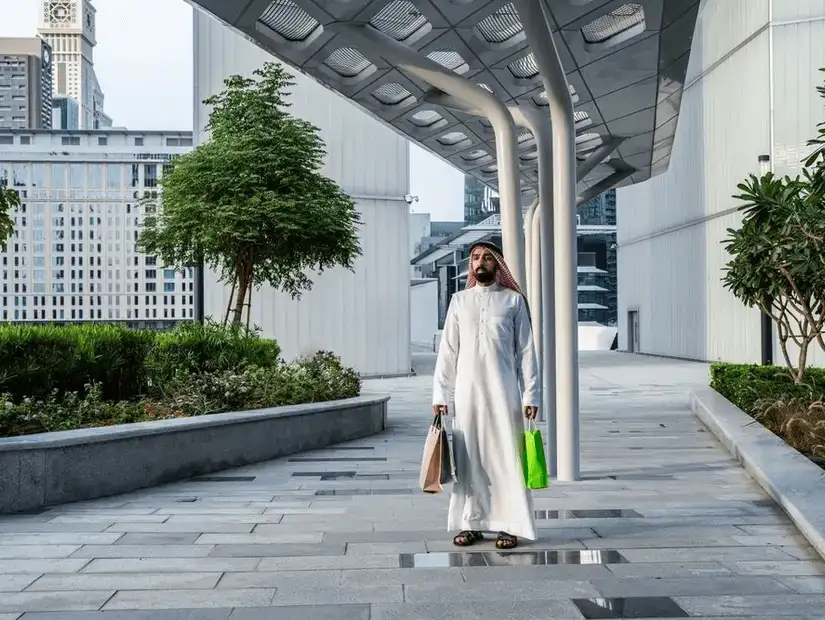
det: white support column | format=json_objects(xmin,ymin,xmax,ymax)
[
  {"xmin": 328, "ymin": 23, "xmax": 526, "ymax": 290},
  {"xmin": 515, "ymin": 0, "xmax": 580, "ymax": 481},
  {"xmin": 509, "ymin": 106, "xmax": 557, "ymax": 478},
  {"xmin": 524, "ymin": 198, "xmax": 538, "ymax": 305}
]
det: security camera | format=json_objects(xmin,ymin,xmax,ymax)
[{"xmin": 404, "ymin": 194, "xmax": 419, "ymax": 204}]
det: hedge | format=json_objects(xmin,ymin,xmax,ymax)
[
  {"xmin": 0, "ymin": 322, "xmax": 281, "ymax": 402},
  {"xmin": 709, "ymin": 363, "xmax": 825, "ymax": 414}
]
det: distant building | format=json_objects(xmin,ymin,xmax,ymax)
[
  {"xmin": 0, "ymin": 37, "xmax": 53, "ymax": 130},
  {"xmin": 0, "ymin": 129, "xmax": 194, "ymax": 327},
  {"xmin": 52, "ymin": 95, "xmax": 79, "ymax": 129},
  {"xmin": 37, "ymin": 0, "xmax": 108, "ymax": 129},
  {"xmin": 463, "ymin": 175, "xmax": 498, "ymax": 225}
]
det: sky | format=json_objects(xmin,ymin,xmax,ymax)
[{"xmin": 0, "ymin": 0, "xmax": 465, "ymax": 222}]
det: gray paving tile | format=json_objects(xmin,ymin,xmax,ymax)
[
  {"xmin": 778, "ymin": 576, "xmax": 825, "ymax": 594},
  {"xmin": 26, "ymin": 572, "xmax": 222, "ymax": 591},
  {"xmin": 69, "ymin": 545, "xmax": 216, "ymax": 559},
  {"xmin": 209, "ymin": 543, "xmax": 345, "ymax": 558},
  {"xmin": 269, "ymin": 586, "xmax": 403, "ymax": 605},
  {"xmin": 230, "ymin": 606, "xmax": 369, "ymax": 619},
  {"xmin": 195, "ymin": 533, "xmax": 323, "ymax": 545},
  {"xmin": 403, "ymin": 580, "xmax": 598, "ymax": 603},
  {"xmin": 0, "ymin": 547, "xmax": 80, "ymax": 560},
  {"xmin": 726, "ymin": 560, "xmax": 825, "ymax": 576},
  {"xmin": 618, "ymin": 546, "xmax": 799, "ymax": 563},
  {"xmin": 217, "ymin": 570, "xmax": 341, "ymax": 589},
  {"xmin": 0, "ymin": 534, "xmax": 123, "ymax": 546},
  {"xmin": 0, "ymin": 591, "xmax": 114, "ymax": 613},
  {"xmin": 340, "ymin": 567, "xmax": 464, "ymax": 586},
  {"xmin": 591, "ymin": 575, "xmax": 794, "ymax": 598},
  {"xmin": 102, "ymin": 589, "xmax": 275, "ymax": 610},
  {"xmin": 257, "ymin": 554, "xmax": 399, "ymax": 571},
  {"xmin": 0, "ymin": 560, "xmax": 90, "ymax": 574},
  {"xmin": 113, "ymin": 533, "xmax": 200, "ymax": 545},
  {"xmin": 345, "ymin": 542, "xmax": 427, "ymax": 555},
  {"xmin": 675, "ymin": 594, "xmax": 825, "ymax": 616},
  {"xmin": 370, "ymin": 600, "xmax": 585, "ymax": 619},
  {"xmin": 108, "ymin": 523, "xmax": 254, "ymax": 534},
  {"xmin": 0, "ymin": 574, "xmax": 40, "ymax": 592},
  {"xmin": 460, "ymin": 564, "xmax": 611, "ymax": 581},
  {"xmin": 605, "ymin": 561, "xmax": 733, "ymax": 578},
  {"xmin": 80, "ymin": 558, "xmax": 260, "ymax": 573},
  {"xmin": 323, "ymin": 530, "xmax": 444, "ymax": 544},
  {"xmin": 19, "ymin": 611, "xmax": 231, "ymax": 619}
]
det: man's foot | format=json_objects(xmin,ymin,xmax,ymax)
[
  {"xmin": 495, "ymin": 532, "xmax": 518, "ymax": 549},
  {"xmin": 453, "ymin": 530, "xmax": 483, "ymax": 546}
]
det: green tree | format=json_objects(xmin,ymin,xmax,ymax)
[
  {"xmin": 722, "ymin": 69, "xmax": 825, "ymax": 382},
  {"xmin": 138, "ymin": 61, "xmax": 362, "ymax": 326},
  {"xmin": 0, "ymin": 184, "xmax": 19, "ymax": 248}
]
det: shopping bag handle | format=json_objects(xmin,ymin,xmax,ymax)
[{"xmin": 526, "ymin": 418, "xmax": 538, "ymax": 431}]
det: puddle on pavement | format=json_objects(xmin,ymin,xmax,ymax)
[
  {"xmin": 534, "ymin": 509, "xmax": 643, "ymax": 520},
  {"xmin": 399, "ymin": 549, "xmax": 628, "ymax": 568},
  {"xmin": 573, "ymin": 596, "xmax": 689, "ymax": 619}
]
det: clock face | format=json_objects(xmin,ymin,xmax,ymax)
[
  {"xmin": 43, "ymin": 48, "xmax": 51, "ymax": 65},
  {"xmin": 86, "ymin": 12, "xmax": 92, "ymax": 28}
]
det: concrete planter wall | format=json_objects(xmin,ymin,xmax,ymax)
[{"xmin": 0, "ymin": 395, "xmax": 389, "ymax": 514}]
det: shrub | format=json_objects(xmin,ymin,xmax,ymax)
[
  {"xmin": 0, "ymin": 384, "xmax": 150, "ymax": 437},
  {"xmin": 145, "ymin": 321, "xmax": 281, "ymax": 391},
  {"xmin": 710, "ymin": 363, "xmax": 825, "ymax": 415},
  {"xmin": 0, "ymin": 324, "xmax": 156, "ymax": 402}
]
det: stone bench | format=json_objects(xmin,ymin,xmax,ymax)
[{"xmin": 0, "ymin": 395, "xmax": 389, "ymax": 514}]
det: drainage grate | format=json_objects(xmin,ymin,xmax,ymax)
[
  {"xmin": 289, "ymin": 457, "xmax": 387, "ymax": 462},
  {"xmin": 315, "ymin": 488, "xmax": 413, "ymax": 496},
  {"xmin": 399, "ymin": 549, "xmax": 628, "ymax": 568},
  {"xmin": 291, "ymin": 471, "xmax": 355, "ymax": 478}
]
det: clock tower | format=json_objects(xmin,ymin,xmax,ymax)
[{"xmin": 38, "ymin": 0, "xmax": 106, "ymax": 129}]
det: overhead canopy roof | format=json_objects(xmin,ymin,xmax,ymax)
[{"xmin": 189, "ymin": 0, "xmax": 698, "ymax": 196}]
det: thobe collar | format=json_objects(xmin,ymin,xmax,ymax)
[{"xmin": 473, "ymin": 282, "xmax": 502, "ymax": 293}]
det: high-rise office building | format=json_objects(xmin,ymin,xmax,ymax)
[
  {"xmin": 37, "ymin": 0, "xmax": 107, "ymax": 129},
  {"xmin": 52, "ymin": 96, "xmax": 79, "ymax": 130},
  {"xmin": 0, "ymin": 37, "xmax": 53, "ymax": 130},
  {"xmin": 0, "ymin": 129, "xmax": 194, "ymax": 327},
  {"xmin": 463, "ymin": 175, "xmax": 499, "ymax": 225}
]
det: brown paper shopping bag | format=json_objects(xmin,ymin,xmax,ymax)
[{"xmin": 419, "ymin": 412, "xmax": 455, "ymax": 493}]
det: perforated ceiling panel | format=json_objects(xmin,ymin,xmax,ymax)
[{"xmin": 188, "ymin": 0, "xmax": 699, "ymax": 197}]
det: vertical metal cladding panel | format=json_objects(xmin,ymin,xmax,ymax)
[
  {"xmin": 193, "ymin": 9, "xmax": 411, "ymax": 376},
  {"xmin": 617, "ymin": 0, "xmax": 770, "ymax": 362},
  {"xmin": 771, "ymin": 15, "xmax": 825, "ymax": 367}
]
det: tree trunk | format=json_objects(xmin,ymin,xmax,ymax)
[{"xmin": 232, "ymin": 263, "xmax": 249, "ymax": 326}]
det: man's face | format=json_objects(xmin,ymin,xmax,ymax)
[{"xmin": 471, "ymin": 247, "xmax": 498, "ymax": 285}]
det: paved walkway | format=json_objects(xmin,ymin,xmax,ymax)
[{"xmin": 1, "ymin": 353, "xmax": 825, "ymax": 618}]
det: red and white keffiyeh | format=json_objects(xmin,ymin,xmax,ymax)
[{"xmin": 465, "ymin": 241, "xmax": 525, "ymax": 298}]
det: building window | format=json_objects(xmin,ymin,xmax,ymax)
[
  {"xmin": 134, "ymin": 137, "xmax": 144, "ymax": 146},
  {"xmin": 61, "ymin": 136, "xmax": 80, "ymax": 146},
  {"xmin": 98, "ymin": 136, "xmax": 107, "ymax": 145}
]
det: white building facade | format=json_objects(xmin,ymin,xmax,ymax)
[
  {"xmin": 37, "ymin": 0, "xmax": 108, "ymax": 129},
  {"xmin": 617, "ymin": 0, "xmax": 825, "ymax": 365},
  {"xmin": 193, "ymin": 9, "xmax": 411, "ymax": 376},
  {"xmin": 0, "ymin": 129, "xmax": 194, "ymax": 327}
]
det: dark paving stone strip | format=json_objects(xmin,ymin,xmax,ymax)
[
  {"xmin": 292, "ymin": 471, "xmax": 357, "ymax": 478},
  {"xmin": 573, "ymin": 596, "xmax": 689, "ymax": 619},
  {"xmin": 314, "ymin": 489, "xmax": 413, "ymax": 496}
]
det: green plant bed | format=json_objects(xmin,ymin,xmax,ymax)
[
  {"xmin": 0, "ymin": 321, "xmax": 281, "ymax": 402},
  {"xmin": 0, "ymin": 350, "xmax": 361, "ymax": 438},
  {"xmin": 711, "ymin": 363, "xmax": 825, "ymax": 463}
]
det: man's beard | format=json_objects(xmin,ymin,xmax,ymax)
[{"xmin": 475, "ymin": 267, "xmax": 496, "ymax": 284}]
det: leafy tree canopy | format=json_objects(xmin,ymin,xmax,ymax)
[
  {"xmin": 722, "ymin": 68, "xmax": 825, "ymax": 381},
  {"xmin": 139, "ymin": 61, "xmax": 362, "ymax": 325},
  {"xmin": 0, "ymin": 185, "xmax": 19, "ymax": 248}
]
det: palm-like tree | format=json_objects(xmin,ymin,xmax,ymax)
[{"xmin": 0, "ymin": 185, "xmax": 19, "ymax": 247}]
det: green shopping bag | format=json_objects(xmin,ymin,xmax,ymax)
[{"xmin": 521, "ymin": 419, "xmax": 549, "ymax": 490}]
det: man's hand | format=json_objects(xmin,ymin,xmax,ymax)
[
  {"xmin": 524, "ymin": 406, "xmax": 538, "ymax": 419},
  {"xmin": 433, "ymin": 404, "xmax": 448, "ymax": 416}
]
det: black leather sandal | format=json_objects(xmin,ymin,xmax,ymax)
[
  {"xmin": 453, "ymin": 530, "xmax": 484, "ymax": 546},
  {"xmin": 495, "ymin": 531, "xmax": 518, "ymax": 549}
]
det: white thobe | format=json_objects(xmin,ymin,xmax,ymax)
[{"xmin": 432, "ymin": 282, "xmax": 540, "ymax": 540}]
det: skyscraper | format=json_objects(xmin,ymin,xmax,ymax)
[
  {"xmin": 0, "ymin": 37, "xmax": 53, "ymax": 130},
  {"xmin": 37, "ymin": 0, "xmax": 108, "ymax": 129}
]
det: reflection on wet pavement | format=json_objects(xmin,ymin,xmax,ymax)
[
  {"xmin": 573, "ymin": 596, "xmax": 689, "ymax": 619},
  {"xmin": 398, "ymin": 549, "xmax": 628, "ymax": 568},
  {"xmin": 534, "ymin": 509, "xmax": 643, "ymax": 520}
]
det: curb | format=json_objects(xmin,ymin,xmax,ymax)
[{"xmin": 691, "ymin": 387, "xmax": 825, "ymax": 562}]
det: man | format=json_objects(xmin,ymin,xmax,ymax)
[{"xmin": 432, "ymin": 241, "xmax": 539, "ymax": 550}]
